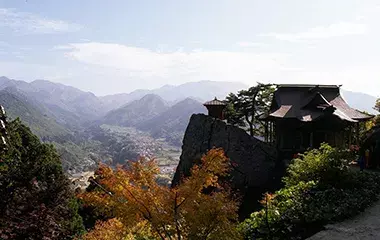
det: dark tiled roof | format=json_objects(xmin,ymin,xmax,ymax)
[
  {"xmin": 264, "ymin": 85, "xmax": 373, "ymax": 122},
  {"xmin": 203, "ymin": 97, "xmax": 226, "ymax": 106},
  {"xmin": 276, "ymin": 84, "xmax": 341, "ymax": 88}
]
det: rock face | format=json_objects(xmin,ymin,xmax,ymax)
[{"xmin": 172, "ymin": 114, "xmax": 281, "ymax": 217}]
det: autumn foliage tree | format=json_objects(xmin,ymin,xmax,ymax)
[{"xmin": 79, "ymin": 148, "xmax": 241, "ymax": 240}]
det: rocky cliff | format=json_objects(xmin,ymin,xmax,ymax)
[{"xmin": 172, "ymin": 114, "xmax": 282, "ymax": 217}]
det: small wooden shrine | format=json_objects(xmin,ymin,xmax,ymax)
[{"xmin": 203, "ymin": 97, "xmax": 227, "ymax": 120}]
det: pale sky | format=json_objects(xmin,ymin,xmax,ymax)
[{"xmin": 0, "ymin": 0, "xmax": 379, "ymax": 96}]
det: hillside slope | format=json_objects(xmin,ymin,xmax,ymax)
[
  {"xmin": 341, "ymin": 89, "xmax": 378, "ymax": 114},
  {"xmin": 0, "ymin": 77, "xmax": 106, "ymax": 128},
  {"xmin": 137, "ymin": 98, "xmax": 206, "ymax": 146},
  {"xmin": 103, "ymin": 94, "xmax": 169, "ymax": 127},
  {"xmin": 0, "ymin": 88, "xmax": 70, "ymax": 139},
  {"xmin": 0, "ymin": 88, "xmax": 95, "ymax": 172}
]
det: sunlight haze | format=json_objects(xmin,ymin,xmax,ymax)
[{"xmin": 0, "ymin": 0, "xmax": 379, "ymax": 96}]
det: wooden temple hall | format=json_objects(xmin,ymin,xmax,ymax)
[{"xmin": 261, "ymin": 84, "xmax": 373, "ymax": 155}]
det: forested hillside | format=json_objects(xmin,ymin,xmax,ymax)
[{"xmin": 0, "ymin": 76, "xmax": 378, "ymax": 174}]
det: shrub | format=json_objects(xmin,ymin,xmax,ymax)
[
  {"xmin": 240, "ymin": 144, "xmax": 380, "ymax": 240},
  {"xmin": 0, "ymin": 119, "xmax": 85, "ymax": 239}
]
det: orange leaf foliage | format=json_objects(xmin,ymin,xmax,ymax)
[
  {"xmin": 81, "ymin": 218, "xmax": 127, "ymax": 240},
  {"xmin": 79, "ymin": 148, "xmax": 241, "ymax": 240}
]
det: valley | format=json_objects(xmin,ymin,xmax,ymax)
[{"xmin": 0, "ymin": 75, "xmax": 378, "ymax": 179}]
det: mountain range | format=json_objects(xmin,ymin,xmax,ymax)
[{"xmin": 0, "ymin": 75, "xmax": 378, "ymax": 172}]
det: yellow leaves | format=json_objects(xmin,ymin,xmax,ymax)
[
  {"xmin": 81, "ymin": 218, "xmax": 153, "ymax": 240},
  {"xmin": 365, "ymin": 119, "xmax": 375, "ymax": 131},
  {"xmin": 82, "ymin": 218, "xmax": 127, "ymax": 240},
  {"xmin": 80, "ymin": 148, "xmax": 241, "ymax": 240},
  {"xmin": 259, "ymin": 193, "xmax": 276, "ymax": 205},
  {"xmin": 200, "ymin": 148, "xmax": 230, "ymax": 176}
]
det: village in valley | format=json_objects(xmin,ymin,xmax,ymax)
[
  {"xmin": 2, "ymin": 1, "xmax": 380, "ymax": 239},
  {"xmin": 3, "ymin": 79, "xmax": 379, "ymax": 239}
]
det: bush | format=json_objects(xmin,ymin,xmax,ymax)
[
  {"xmin": 240, "ymin": 144, "xmax": 380, "ymax": 240},
  {"xmin": 0, "ymin": 119, "xmax": 85, "ymax": 239}
]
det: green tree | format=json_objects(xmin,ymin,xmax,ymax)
[
  {"xmin": 0, "ymin": 118, "xmax": 84, "ymax": 239},
  {"xmin": 375, "ymin": 98, "xmax": 380, "ymax": 112},
  {"xmin": 374, "ymin": 99, "xmax": 380, "ymax": 126},
  {"xmin": 239, "ymin": 144, "xmax": 380, "ymax": 240},
  {"xmin": 225, "ymin": 83, "xmax": 275, "ymax": 137}
]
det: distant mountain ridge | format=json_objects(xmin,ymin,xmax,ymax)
[
  {"xmin": 99, "ymin": 80, "xmax": 249, "ymax": 109},
  {"xmin": 0, "ymin": 76, "xmax": 247, "ymax": 117},
  {"xmin": 0, "ymin": 88, "xmax": 95, "ymax": 172},
  {"xmin": 2, "ymin": 76, "xmax": 377, "ymax": 115},
  {"xmin": 0, "ymin": 75, "xmax": 378, "ymax": 172},
  {"xmin": 0, "ymin": 76, "xmax": 105, "ymax": 129},
  {"xmin": 0, "ymin": 87, "xmax": 70, "ymax": 138},
  {"xmin": 103, "ymin": 94, "xmax": 169, "ymax": 127},
  {"xmin": 341, "ymin": 89, "xmax": 378, "ymax": 115},
  {"xmin": 137, "ymin": 98, "xmax": 207, "ymax": 146},
  {"xmin": 102, "ymin": 95, "xmax": 206, "ymax": 146}
]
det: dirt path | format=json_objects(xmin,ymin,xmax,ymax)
[{"xmin": 307, "ymin": 199, "xmax": 380, "ymax": 240}]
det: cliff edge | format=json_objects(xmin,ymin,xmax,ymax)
[{"xmin": 172, "ymin": 114, "xmax": 281, "ymax": 217}]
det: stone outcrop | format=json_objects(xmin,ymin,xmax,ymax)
[{"xmin": 172, "ymin": 114, "xmax": 281, "ymax": 217}]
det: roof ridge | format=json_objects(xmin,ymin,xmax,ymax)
[{"xmin": 277, "ymin": 84, "xmax": 341, "ymax": 88}]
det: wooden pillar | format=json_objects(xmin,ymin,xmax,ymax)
[
  {"xmin": 348, "ymin": 125, "xmax": 352, "ymax": 147},
  {"xmin": 264, "ymin": 122, "xmax": 267, "ymax": 142},
  {"xmin": 269, "ymin": 122, "xmax": 272, "ymax": 143},
  {"xmin": 310, "ymin": 131, "xmax": 314, "ymax": 148},
  {"xmin": 356, "ymin": 122, "xmax": 360, "ymax": 145},
  {"xmin": 270, "ymin": 121, "xmax": 274, "ymax": 143},
  {"xmin": 333, "ymin": 132, "xmax": 336, "ymax": 147}
]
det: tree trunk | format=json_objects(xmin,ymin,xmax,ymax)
[
  {"xmin": 249, "ymin": 123, "xmax": 254, "ymax": 137},
  {"xmin": 245, "ymin": 114, "xmax": 254, "ymax": 137}
]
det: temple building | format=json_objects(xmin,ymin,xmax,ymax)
[
  {"xmin": 203, "ymin": 97, "xmax": 227, "ymax": 120},
  {"xmin": 261, "ymin": 84, "xmax": 373, "ymax": 158}
]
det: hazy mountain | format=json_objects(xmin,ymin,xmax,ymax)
[
  {"xmin": 99, "ymin": 80, "xmax": 249, "ymax": 108},
  {"xmin": 1, "ymin": 76, "xmax": 378, "ymax": 118},
  {"xmin": 0, "ymin": 88, "xmax": 70, "ymax": 138},
  {"xmin": 30, "ymin": 79, "xmax": 105, "ymax": 118},
  {"xmin": 0, "ymin": 88, "xmax": 96, "ymax": 172},
  {"xmin": 151, "ymin": 81, "xmax": 248, "ymax": 102},
  {"xmin": 1, "ymin": 75, "xmax": 379, "ymax": 173},
  {"xmin": 103, "ymin": 94, "xmax": 169, "ymax": 127},
  {"xmin": 99, "ymin": 89, "xmax": 151, "ymax": 110},
  {"xmin": 137, "ymin": 98, "xmax": 207, "ymax": 146},
  {"xmin": 0, "ymin": 77, "xmax": 106, "ymax": 128},
  {"xmin": 341, "ymin": 89, "xmax": 378, "ymax": 115}
]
